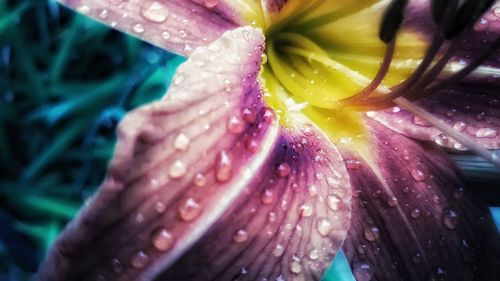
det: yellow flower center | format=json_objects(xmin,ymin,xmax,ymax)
[{"xmin": 249, "ymin": 0, "xmax": 428, "ymax": 145}]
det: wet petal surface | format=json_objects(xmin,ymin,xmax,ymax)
[
  {"xmin": 339, "ymin": 120, "xmax": 500, "ymax": 281},
  {"xmin": 57, "ymin": 0, "xmax": 256, "ymax": 56},
  {"xmin": 159, "ymin": 123, "xmax": 352, "ymax": 281},
  {"xmin": 36, "ymin": 26, "xmax": 352, "ymax": 281},
  {"xmin": 36, "ymin": 26, "xmax": 277, "ymax": 281},
  {"xmin": 370, "ymin": 82, "xmax": 500, "ymax": 150}
]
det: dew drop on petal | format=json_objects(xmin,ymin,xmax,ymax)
[
  {"xmin": 345, "ymin": 159, "xmax": 361, "ymax": 170},
  {"xmin": 151, "ymin": 228, "xmax": 174, "ymax": 251},
  {"xmin": 169, "ymin": 160, "xmax": 187, "ymax": 178},
  {"xmin": 174, "ymin": 133, "xmax": 190, "ymax": 151},
  {"xmin": 442, "ymin": 209, "xmax": 459, "ymax": 229},
  {"xmin": 410, "ymin": 169, "xmax": 425, "ymax": 181},
  {"xmin": 132, "ymin": 23, "xmax": 145, "ymax": 33},
  {"xmin": 363, "ymin": 226, "xmax": 380, "ymax": 242},
  {"xmin": 452, "ymin": 121, "xmax": 466, "ymax": 132},
  {"xmin": 276, "ymin": 162, "xmax": 291, "ymax": 177},
  {"xmin": 203, "ymin": 0, "xmax": 220, "ymax": 8},
  {"xmin": 179, "ymin": 198, "xmax": 202, "ymax": 221},
  {"xmin": 215, "ymin": 150, "xmax": 232, "ymax": 182},
  {"xmin": 353, "ymin": 261, "xmax": 373, "ymax": 281},
  {"xmin": 290, "ymin": 260, "xmax": 302, "ymax": 274},
  {"xmin": 308, "ymin": 248, "xmax": 320, "ymax": 260},
  {"xmin": 410, "ymin": 208, "xmax": 421, "ymax": 219},
  {"xmin": 299, "ymin": 204, "xmax": 313, "ymax": 217},
  {"xmin": 111, "ymin": 258, "xmax": 123, "ymax": 273},
  {"xmin": 261, "ymin": 189, "xmax": 274, "ymax": 204},
  {"xmin": 155, "ymin": 201, "xmax": 166, "ymax": 213},
  {"xmin": 227, "ymin": 115, "xmax": 244, "ymax": 134},
  {"xmin": 77, "ymin": 5, "xmax": 91, "ymax": 14},
  {"xmin": 475, "ymin": 128, "xmax": 497, "ymax": 138},
  {"xmin": 317, "ymin": 218, "xmax": 333, "ymax": 237},
  {"xmin": 273, "ymin": 244, "xmax": 285, "ymax": 257},
  {"xmin": 194, "ymin": 173, "xmax": 206, "ymax": 187},
  {"xmin": 141, "ymin": 1, "xmax": 169, "ymax": 23},
  {"xmin": 233, "ymin": 229, "xmax": 249, "ymax": 243},
  {"xmin": 268, "ymin": 211, "xmax": 277, "ymax": 222},
  {"xmin": 162, "ymin": 31, "xmax": 171, "ymax": 40},
  {"xmin": 412, "ymin": 252, "xmax": 422, "ymax": 264},
  {"xmin": 494, "ymin": 6, "xmax": 500, "ymax": 18},
  {"xmin": 130, "ymin": 251, "xmax": 149, "ymax": 268},
  {"xmin": 387, "ymin": 196, "xmax": 398, "ymax": 207},
  {"xmin": 242, "ymin": 107, "xmax": 256, "ymax": 123},
  {"xmin": 327, "ymin": 194, "xmax": 341, "ymax": 211},
  {"xmin": 98, "ymin": 9, "xmax": 109, "ymax": 19}
]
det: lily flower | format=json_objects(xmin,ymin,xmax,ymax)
[{"xmin": 36, "ymin": 0, "xmax": 500, "ymax": 280}]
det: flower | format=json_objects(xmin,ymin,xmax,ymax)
[{"xmin": 37, "ymin": 1, "xmax": 500, "ymax": 281}]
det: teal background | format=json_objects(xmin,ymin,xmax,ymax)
[{"xmin": 0, "ymin": 1, "xmax": 498, "ymax": 280}]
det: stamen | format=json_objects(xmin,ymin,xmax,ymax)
[
  {"xmin": 339, "ymin": 39, "xmax": 396, "ymax": 104},
  {"xmin": 394, "ymin": 97, "xmax": 500, "ymax": 168},
  {"xmin": 427, "ymin": 36, "xmax": 500, "ymax": 93}
]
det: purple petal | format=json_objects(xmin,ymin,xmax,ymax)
[
  {"xmin": 35, "ymin": 27, "xmax": 352, "ymax": 281},
  {"xmin": 369, "ymin": 82, "xmax": 500, "ymax": 150},
  {"xmin": 57, "ymin": 0, "xmax": 245, "ymax": 56},
  {"xmin": 339, "ymin": 119, "xmax": 500, "ymax": 281},
  {"xmin": 159, "ymin": 124, "xmax": 352, "ymax": 280}
]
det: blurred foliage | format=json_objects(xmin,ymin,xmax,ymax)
[
  {"xmin": 0, "ymin": 1, "xmax": 498, "ymax": 281},
  {"xmin": 0, "ymin": 0, "xmax": 184, "ymax": 278}
]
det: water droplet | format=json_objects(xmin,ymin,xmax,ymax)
[
  {"xmin": 261, "ymin": 189, "xmax": 274, "ymax": 204},
  {"xmin": 268, "ymin": 211, "xmax": 277, "ymax": 222},
  {"xmin": 299, "ymin": 204, "xmax": 313, "ymax": 217},
  {"xmin": 345, "ymin": 159, "xmax": 361, "ymax": 170},
  {"xmin": 242, "ymin": 107, "xmax": 256, "ymax": 123},
  {"xmin": 317, "ymin": 218, "xmax": 333, "ymax": 236},
  {"xmin": 273, "ymin": 244, "xmax": 284, "ymax": 257},
  {"xmin": 475, "ymin": 128, "xmax": 497, "ymax": 138},
  {"xmin": 131, "ymin": 251, "xmax": 149, "ymax": 268},
  {"xmin": 453, "ymin": 187, "xmax": 464, "ymax": 199},
  {"xmin": 162, "ymin": 31, "xmax": 171, "ymax": 40},
  {"xmin": 233, "ymin": 229, "xmax": 249, "ymax": 243},
  {"xmin": 452, "ymin": 121, "xmax": 466, "ymax": 132},
  {"xmin": 442, "ymin": 209, "xmax": 458, "ymax": 229},
  {"xmin": 178, "ymin": 29, "xmax": 187, "ymax": 38},
  {"xmin": 276, "ymin": 162, "xmax": 291, "ymax": 177},
  {"xmin": 353, "ymin": 261, "xmax": 373, "ymax": 281},
  {"xmin": 155, "ymin": 201, "xmax": 166, "ymax": 213},
  {"xmin": 387, "ymin": 196, "xmax": 398, "ymax": 207},
  {"xmin": 135, "ymin": 213, "xmax": 144, "ymax": 223},
  {"xmin": 98, "ymin": 9, "xmax": 109, "ymax": 19},
  {"xmin": 428, "ymin": 267, "xmax": 447, "ymax": 281},
  {"xmin": 327, "ymin": 195, "xmax": 341, "ymax": 211},
  {"xmin": 366, "ymin": 111, "xmax": 378, "ymax": 118},
  {"xmin": 410, "ymin": 208, "xmax": 421, "ymax": 219},
  {"xmin": 412, "ymin": 252, "xmax": 422, "ymax": 264},
  {"xmin": 141, "ymin": 1, "xmax": 169, "ymax": 23},
  {"xmin": 173, "ymin": 133, "xmax": 190, "ymax": 151},
  {"xmin": 434, "ymin": 133, "xmax": 449, "ymax": 146},
  {"xmin": 290, "ymin": 260, "xmax": 302, "ymax": 274},
  {"xmin": 215, "ymin": 150, "xmax": 232, "ymax": 182},
  {"xmin": 77, "ymin": 5, "xmax": 91, "ymax": 14},
  {"xmin": 204, "ymin": 0, "xmax": 220, "ymax": 8},
  {"xmin": 494, "ymin": 6, "xmax": 500, "ymax": 18},
  {"xmin": 308, "ymin": 185, "xmax": 318, "ymax": 196},
  {"xmin": 132, "ymin": 23, "xmax": 145, "ymax": 33},
  {"xmin": 111, "ymin": 258, "xmax": 123, "ymax": 273},
  {"xmin": 261, "ymin": 53, "xmax": 268, "ymax": 64},
  {"xmin": 308, "ymin": 248, "xmax": 320, "ymax": 260},
  {"xmin": 413, "ymin": 115, "xmax": 432, "ymax": 127},
  {"xmin": 179, "ymin": 198, "xmax": 202, "ymax": 221},
  {"xmin": 169, "ymin": 160, "xmax": 187, "ymax": 178},
  {"xmin": 363, "ymin": 226, "xmax": 380, "ymax": 242},
  {"xmin": 261, "ymin": 107, "xmax": 275, "ymax": 124},
  {"xmin": 194, "ymin": 173, "xmax": 206, "ymax": 187},
  {"xmin": 151, "ymin": 228, "xmax": 174, "ymax": 251},
  {"xmin": 410, "ymin": 169, "xmax": 425, "ymax": 181},
  {"xmin": 227, "ymin": 115, "xmax": 244, "ymax": 134}
]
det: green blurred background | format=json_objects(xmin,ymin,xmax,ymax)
[{"xmin": 0, "ymin": 1, "xmax": 498, "ymax": 280}]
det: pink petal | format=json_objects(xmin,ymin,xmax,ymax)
[
  {"xmin": 369, "ymin": 82, "xmax": 500, "ymax": 150},
  {"xmin": 159, "ymin": 124, "xmax": 352, "ymax": 280},
  {"xmin": 57, "ymin": 0, "xmax": 246, "ymax": 56},
  {"xmin": 35, "ymin": 27, "xmax": 352, "ymax": 281},
  {"xmin": 339, "ymin": 119, "xmax": 500, "ymax": 281}
]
